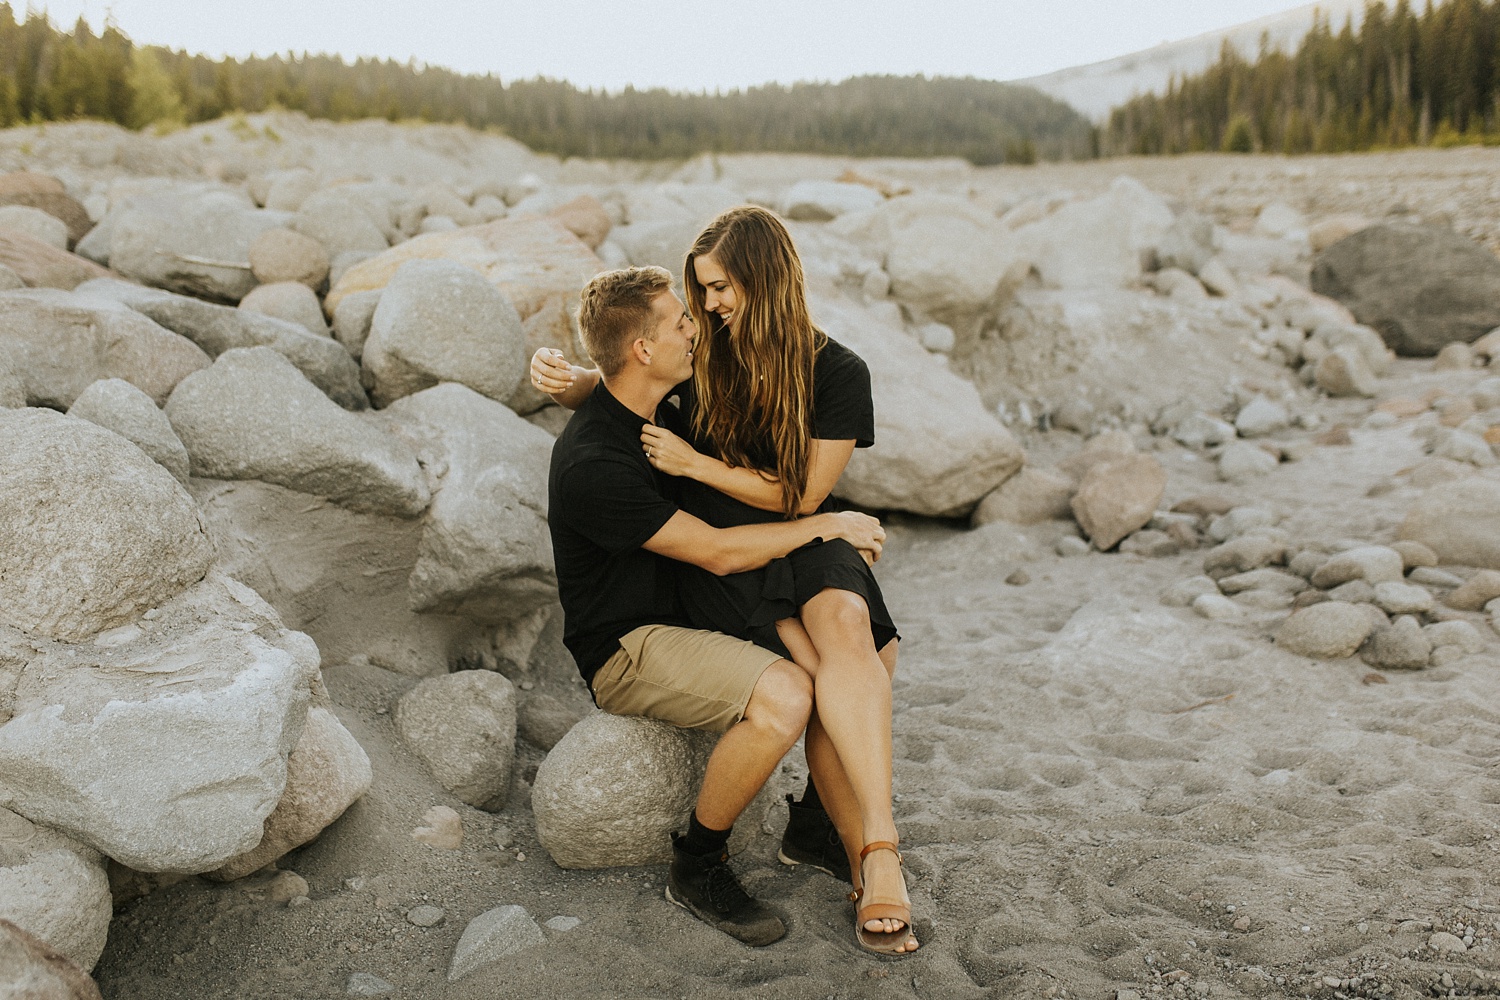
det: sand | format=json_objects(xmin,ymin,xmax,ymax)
[{"xmin": 89, "ymin": 152, "xmax": 1500, "ymax": 1000}]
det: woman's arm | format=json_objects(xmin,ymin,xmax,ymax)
[
  {"xmin": 642, "ymin": 425, "xmax": 856, "ymax": 516},
  {"xmin": 530, "ymin": 348, "xmax": 600, "ymax": 411}
]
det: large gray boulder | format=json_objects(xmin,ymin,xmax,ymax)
[
  {"xmin": 75, "ymin": 278, "xmax": 366, "ymax": 410},
  {"xmin": 1011, "ymin": 177, "xmax": 1174, "ymax": 290},
  {"xmin": 0, "ymin": 408, "xmax": 213, "ymax": 641},
  {"xmin": 609, "ymin": 183, "xmax": 743, "ymax": 273},
  {"xmin": 533, "ymin": 712, "xmax": 772, "ymax": 868},
  {"xmin": 0, "ymin": 289, "xmax": 210, "ymax": 408},
  {"xmin": 238, "ymin": 281, "xmax": 329, "ymax": 338},
  {"xmin": 109, "ymin": 192, "xmax": 290, "ymax": 302},
  {"xmin": 395, "ymin": 670, "xmax": 516, "ymax": 810},
  {"xmin": 809, "ymin": 292, "xmax": 1024, "ymax": 517},
  {"xmin": 781, "ymin": 180, "xmax": 882, "ymax": 221},
  {"xmin": 207, "ymin": 706, "xmax": 371, "ymax": 881},
  {"xmin": 384, "ymin": 383, "xmax": 556, "ymax": 618},
  {"xmin": 0, "ymin": 807, "xmax": 111, "ymax": 971},
  {"xmin": 1311, "ymin": 223, "xmax": 1500, "ymax": 356},
  {"xmin": 166, "ymin": 347, "xmax": 429, "ymax": 518},
  {"xmin": 363, "ymin": 259, "xmax": 526, "ymax": 408},
  {"xmin": 1399, "ymin": 477, "xmax": 1500, "ymax": 570},
  {"xmin": 66, "ymin": 378, "xmax": 190, "ymax": 483},
  {"xmin": 0, "ymin": 918, "xmax": 102, "ymax": 1000},
  {"xmin": 190, "ymin": 479, "xmax": 490, "ymax": 677},
  {"xmin": 0, "ymin": 573, "xmax": 320, "ymax": 872},
  {"xmin": 291, "ymin": 188, "xmax": 392, "ymax": 260}
]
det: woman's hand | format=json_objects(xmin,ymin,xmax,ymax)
[
  {"xmin": 641, "ymin": 424, "xmax": 703, "ymax": 479},
  {"xmin": 529, "ymin": 348, "xmax": 576, "ymax": 396}
]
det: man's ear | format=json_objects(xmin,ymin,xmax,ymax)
[{"xmin": 631, "ymin": 337, "xmax": 653, "ymax": 365}]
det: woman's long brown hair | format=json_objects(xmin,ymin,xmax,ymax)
[{"xmin": 685, "ymin": 206, "xmax": 826, "ymax": 520}]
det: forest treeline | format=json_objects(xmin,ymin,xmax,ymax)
[
  {"xmin": 1105, "ymin": 0, "xmax": 1500, "ymax": 155},
  {"xmin": 0, "ymin": 5, "xmax": 1093, "ymax": 164}
]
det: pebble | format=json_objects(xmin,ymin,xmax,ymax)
[
  {"xmin": 1218, "ymin": 441, "xmax": 1279, "ymax": 482},
  {"xmin": 449, "ymin": 905, "xmax": 546, "ymax": 982},
  {"xmin": 1193, "ymin": 594, "xmax": 1243, "ymax": 620},
  {"xmin": 1391, "ymin": 539, "xmax": 1439, "ymax": 569},
  {"xmin": 1162, "ymin": 576, "xmax": 1219, "ymax": 607},
  {"xmin": 1364, "ymin": 410, "xmax": 1399, "ymax": 428},
  {"xmin": 1173, "ymin": 413, "xmax": 1237, "ymax": 449},
  {"xmin": 1310, "ymin": 545, "xmax": 1405, "ymax": 588},
  {"xmin": 1409, "ymin": 566, "xmax": 1465, "ymax": 588},
  {"xmin": 1056, "ymin": 536, "xmax": 1091, "ymax": 557},
  {"xmin": 1235, "ymin": 396, "xmax": 1291, "ymax": 437},
  {"xmin": 1326, "ymin": 579, "xmax": 1375, "ymax": 604},
  {"xmin": 1362, "ymin": 615, "xmax": 1432, "ymax": 670},
  {"xmin": 1373, "ymin": 581, "xmax": 1434, "ymax": 615},
  {"xmin": 412, "ymin": 805, "xmax": 464, "ymax": 850},
  {"xmin": 1275, "ymin": 601, "xmax": 1375, "ymax": 658},
  {"xmin": 1203, "ymin": 535, "xmax": 1288, "ymax": 578},
  {"xmin": 1233, "ymin": 916, "xmax": 1252, "ymax": 932},
  {"xmin": 1287, "ymin": 549, "xmax": 1328, "ymax": 579},
  {"xmin": 1445, "ymin": 569, "xmax": 1500, "ymax": 611},
  {"xmin": 543, "ymin": 915, "xmax": 581, "ymax": 932},
  {"xmin": 1208, "ymin": 506, "xmax": 1278, "ymax": 543},
  {"xmin": 267, "ymin": 871, "xmax": 310, "ymax": 903},
  {"xmin": 1005, "ymin": 568, "xmax": 1031, "ymax": 586},
  {"xmin": 346, "ymin": 972, "xmax": 395, "ymax": 996},
  {"xmin": 1118, "ymin": 529, "xmax": 1179, "ymax": 557},
  {"xmin": 1217, "ymin": 568, "xmax": 1306, "ymax": 595},
  {"xmin": 1429, "ymin": 931, "xmax": 1468, "ymax": 954},
  {"xmin": 407, "ymin": 905, "xmax": 446, "ymax": 927}
]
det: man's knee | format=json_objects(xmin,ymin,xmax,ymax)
[{"xmin": 744, "ymin": 659, "xmax": 813, "ymax": 742}]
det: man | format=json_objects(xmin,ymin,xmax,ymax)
[{"xmin": 546, "ymin": 266, "xmax": 885, "ymax": 946}]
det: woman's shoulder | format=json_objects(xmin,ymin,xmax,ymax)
[{"xmin": 815, "ymin": 335, "xmax": 869, "ymax": 378}]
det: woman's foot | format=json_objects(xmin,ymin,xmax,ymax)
[{"xmin": 854, "ymin": 842, "xmax": 919, "ymax": 955}]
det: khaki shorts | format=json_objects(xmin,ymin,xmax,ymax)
[{"xmin": 591, "ymin": 624, "xmax": 784, "ymax": 734}]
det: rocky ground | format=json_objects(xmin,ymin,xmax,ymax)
[{"xmin": 1, "ymin": 114, "xmax": 1499, "ymax": 1000}]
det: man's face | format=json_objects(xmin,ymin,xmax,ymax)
[{"xmin": 644, "ymin": 289, "xmax": 696, "ymax": 383}]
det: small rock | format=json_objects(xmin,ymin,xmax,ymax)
[
  {"xmin": 346, "ymin": 972, "xmax": 395, "ymax": 996},
  {"xmin": 1173, "ymin": 413, "xmax": 1237, "ymax": 449},
  {"xmin": 266, "ymin": 871, "xmax": 309, "ymax": 904},
  {"xmin": 1435, "ymin": 342, "xmax": 1475, "ymax": 370},
  {"xmin": 1429, "ymin": 931, "xmax": 1468, "ymax": 955},
  {"xmin": 1218, "ymin": 569, "xmax": 1306, "ymax": 595},
  {"xmin": 1391, "ymin": 540, "xmax": 1439, "ymax": 570},
  {"xmin": 239, "ymin": 281, "xmax": 329, "ymax": 339},
  {"xmin": 1172, "ymin": 494, "xmax": 1236, "ymax": 518},
  {"xmin": 1198, "ymin": 258, "xmax": 1239, "ymax": 297},
  {"xmin": 1287, "ymin": 549, "xmax": 1328, "ymax": 579},
  {"xmin": 1116, "ymin": 991, "xmax": 1143, "ymax": 1000},
  {"xmin": 1315, "ymin": 424, "xmax": 1353, "ymax": 446},
  {"xmin": 1162, "ymin": 576, "xmax": 1220, "ymax": 607},
  {"xmin": 1218, "ymin": 442, "xmax": 1279, "ymax": 482},
  {"xmin": 1433, "ymin": 428, "xmax": 1497, "ymax": 467},
  {"xmin": 1208, "ymin": 506, "xmax": 1278, "ymax": 543},
  {"xmin": 1409, "ymin": 566, "xmax": 1465, "ymax": 588},
  {"xmin": 1311, "ymin": 546, "xmax": 1405, "ymax": 588},
  {"xmin": 543, "ymin": 916, "xmax": 581, "ymax": 932},
  {"xmin": 1204, "ymin": 535, "xmax": 1288, "ymax": 578},
  {"xmin": 1234, "ymin": 396, "xmax": 1290, "ymax": 437},
  {"xmin": 1056, "ymin": 536, "xmax": 1091, "ymax": 557},
  {"xmin": 1192, "ymin": 594, "xmax": 1242, "ymax": 620},
  {"xmin": 1316, "ymin": 347, "xmax": 1378, "ymax": 397},
  {"xmin": 1362, "ymin": 615, "xmax": 1432, "ymax": 670},
  {"xmin": 1446, "ymin": 569, "xmax": 1500, "ymax": 611},
  {"xmin": 1292, "ymin": 589, "xmax": 1330, "ymax": 609},
  {"xmin": 412, "ymin": 806, "xmax": 463, "ymax": 850},
  {"xmin": 1233, "ymin": 916, "xmax": 1252, "ymax": 932},
  {"xmin": 448, "ymin": 905, "xmax": 545, "ymax": 981},
  {"xmin": 249, "ymin": 228, "xmax": 330, "ymax": 288},
  {"xmin": 1326, "ymin": 579, "xmax": 1375, "ymax": 604},
  {"xmin": 1373, "ymin": 581, "xmax": 1434, "ymax": 615},
  {"xmin": 1425, "ymin": 620, "xmax": 1485, "ymax": 653},
  {"xmin": 1004, "ymin": 569, "xmax": 1030, "ymax": 586},
  {"xmin": 1118, "ymin": 529, "xmax": 1178, "ymax": 557},
  {"xmin": 1276, "ymin": 601, "xmax": 1375, "ymax": 658},
  {"xmin": 407, "ymin": 905, "xmax": 446, "ymax": 928}
]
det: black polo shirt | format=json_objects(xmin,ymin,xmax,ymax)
[{"xmin": 547, "ymin": 382, "xmax": 692, "ymax": 686}]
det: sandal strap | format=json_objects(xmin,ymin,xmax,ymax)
[{"xmin": 859, "ymin": 840, "xmax": 902, "ymax": 864}]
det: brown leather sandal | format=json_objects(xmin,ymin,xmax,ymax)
[{"xmin": 849, "ymin": 841, "xmax": 918, "ymax": 957}]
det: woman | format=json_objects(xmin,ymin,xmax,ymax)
[{"xmin": 531, "ymin": 206, "xmax": 916, "ymax": 956}]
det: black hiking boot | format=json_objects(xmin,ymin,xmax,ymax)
[
  {"xmin": 666, "ymin": 835, "xmax": 786, "ymax": 946},
  {"xmin": 777, "ymin": 793, "xmax": 852, "ymax": 883}
]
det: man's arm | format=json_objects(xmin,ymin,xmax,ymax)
[{"xmin": 642, "ymin": 509, "xmax": 883, "ymax": 577}]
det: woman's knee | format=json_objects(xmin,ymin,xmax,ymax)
[
  {"xmin": 805, "ymin": 589, "xmax": 873, "ymax": 636},
  {"xmin": 878, "ymin": 638, "xmax": 898, "ymax": 680}
]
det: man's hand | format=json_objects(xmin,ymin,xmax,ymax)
[
  {"xmin": 817, "ymin": 510, "xmax": 884, "ymax": 564},
  {"xmin": 529, "ymin": 347, "xmax": 576, "ymax": 396},
  {"xmin": 641, "ymin": 424, "xmax": 702, "ymax": 479}
]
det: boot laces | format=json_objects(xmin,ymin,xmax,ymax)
[{"xmin": 704, "ymin": 859, "xmax": 753, "ymax": 914}]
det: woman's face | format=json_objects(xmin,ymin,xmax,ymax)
[{"xmin": 693, "ymin": 253, "xmax": 743, "ymax": 334}]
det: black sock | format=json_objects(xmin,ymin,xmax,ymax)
[
  {"xmin": 680, "ymin": 811, "xmax": 731, "ymax": 856},
  {"xmin": 799, "ymin": 777, "xmax": 824, "ymax": 812}
]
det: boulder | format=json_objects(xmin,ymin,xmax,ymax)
[
  {"xmin": 0, "ymin": 189, "xmax": 92, "ymax": 245},
  {"xmin": 165, "ymin": 347, "xmax": 429, "ymax": 517},
  {"xmin": 1303, "ymin": 322, "xmax": 1393, "ymax": 376},
  {"xmin": 291, "ymin": 188, "xmax": 392, "ymax": 261},
  {"xmin": 1361, "ymin": 615, "xmax": 1432, "ymax": 670},
  {"xmin": 972, "ymin": 466, "xmax": 1074, "ymax": 526},
  {"xmin": 810, "ymin": 292, "xmax": 1024, "ymax": 517},
  {"xmin": 546, "ymin": 194, "xmax": 611, "ymax": 250},
  {"xmin": 609, "ymin": 183, "xmax": 743, "ymax": 273},
  {"xmin": 1152, "ymin": 211, "xmax": 1215, "ymax": 274},
  {"xmin": 0, "ymin": 808, "xmax": 111, "ymax": 971},
  {"xmin": 1400, "ymin": 478, "xmax": 1500, "ymax": 571},
  {"xmin": 0, "ymin": 573, "xmax": 319, "ymax": 872},
  {"xmin": 533, "ymin": 712, "xmax": 773, "ymax": 868},
  {"xmin": 239, "ymin": 281, "xmax": 329, "ymax": 338},
  {"xmin": 1056, "ymin": 429, "xmax": 1135, "ymax": 483},
  {"xmin": 1311, "ymin": 223, "xmax": 1500, "ymax": 356},
  {"xmin": 1070, "ymin": 455, "xmax": 1166, "ymax": 550},
  {"xmin": 66, "ymin": 378, "xmax": 190, "ymax": 483},
  {"xmin": 448, "ymin": 905, "xmax": 544, "ymax": 982},
  {"xmin": 0, "ymin": 289, "xmax": 210, "ymax": 408},
  {"xmin": 0, "ymin": 205, "xmax": 68, "ymax": 249},
  {"xmin": 363, "ymin": 259, "xmax": 526, "ymax": 407},
  {"xmin": 332, "ymin": 289, "xmax": 381, "ymax": 360},
  {"xmin": 1275, "ymin": 601, "xmax": 1375, "ymax": 659},
  {"xmin": 1012, "ymin": 177, "xmax": 1174, "ymax": 290},
  {"xmin": 75, "ymin": 278, "xmax": 366, "ymax": 409},
  {"xmin": 1315, "ymin": 347, "xmax": 1377, "ymax": 397},
  {"xmin": 248, "ymin": 227, "xmax": 330, "ymax": 288},
  {"xmin": 0, "ymin": 230, "xmax": 113, "ymax": 289},
  {"xmin": 0, "ymin": 919, "xmax": 102, "ymax": 1000},
  {"xmin": 395, "ymin": 671, "xmax": 517, "ymax": 810},
  {"xmin": 1310, "ymin": 546, "xmax": 1405, "ymax": 588},
  {"xmin": 0, "ymin": 171, "xmax": 64, "ymax": 198},
  {"xmin": 0, "ymin": 409, "xmax": 212, "ymax": 641},
  {"xmin": 781, "ymin": 180, "xmax": 882, "ymax": 222},
  {"xmin": 261, "ymin": 169, "xmax": 318, "ymax": 212},
  {"xmin": 206, "ymin": 706, "xmax": 372, "ymax": 881},
  {"xmin": 384, "ymin": 384, "xmax": 557, "ymax": 619},
  {"xmin": 1218, "ymin": 442, "xmax": 1279, "ymax": 482},
  {"xmin": 110, "ymin": 193, "xmax": 289, "ymax": 302},
  {"xmin": 192, "ymin": 479, "xmax": 494, "ymax": 677}
]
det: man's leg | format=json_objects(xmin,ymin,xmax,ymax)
[{"xmin": 694, "ymin": 659, "xmax": 813, "ymax": 829}]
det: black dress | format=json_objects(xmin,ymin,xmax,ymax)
[{"xmin": 672, "ymin": 337, "xmax": 900, "ymax": 661}]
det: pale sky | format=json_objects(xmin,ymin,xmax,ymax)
[{"xmin": 45, "ymin": 1, "xmax": 1320, "ymax": 91}]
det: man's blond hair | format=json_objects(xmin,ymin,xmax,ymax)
[{"xmin": 577, "ymin": 266, "xmax": 674, "ymax": 377}]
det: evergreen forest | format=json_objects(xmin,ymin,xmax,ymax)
[
  {"xmin": 0, "ymin": 5, "xmax": 1092, "ymax": 164},
  {"xmin": 1105, "ymin": 0, "xmax": 1500, "ymax": 156}
]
